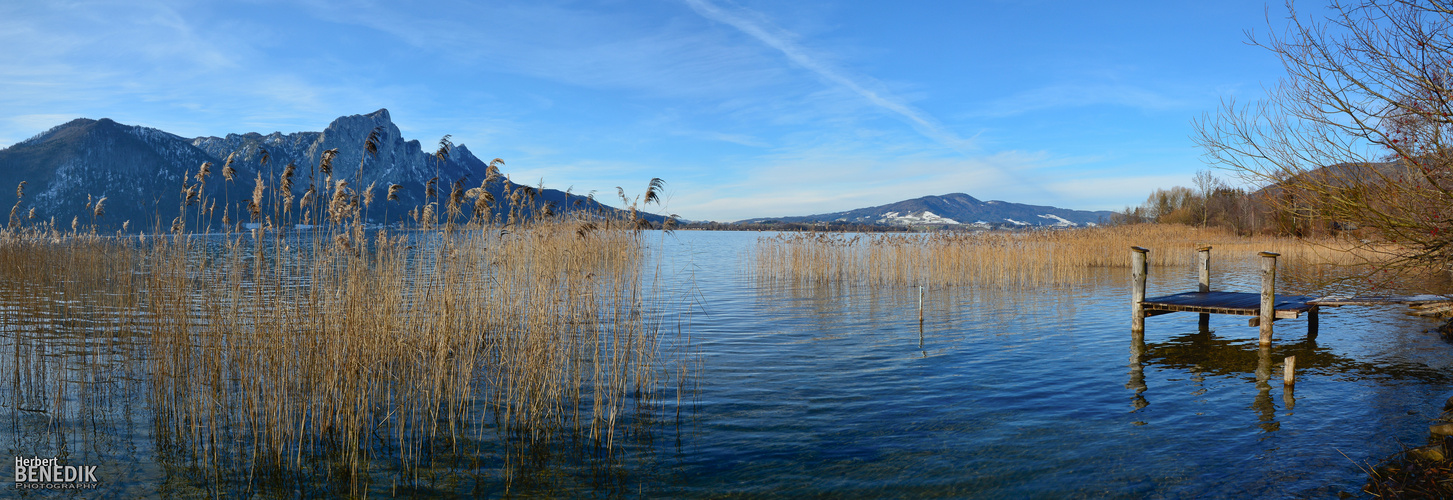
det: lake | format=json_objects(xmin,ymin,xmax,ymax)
[{"xmin": 3, "ymin": 229, "xmax": 1451, "ymax": 498}]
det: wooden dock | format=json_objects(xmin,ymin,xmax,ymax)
[
  {"xmin": 1131, "ymin": 246, "xmax": 1452, "ymax": 344},
  {"xmin": 1132, "ymin": 246, "xmax": 1309, "ymax": 344}
]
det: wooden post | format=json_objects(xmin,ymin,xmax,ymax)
[
  {"xmin": 1197, "ymin": 246, "xmax": 1212, "ymax": 331},
  {"xmin": 1131, "ymin": 247, "xmax": 1150, "ymax": 334},
  {"xmin": 1259, "ymin": 251, "xmax": 1279, "ymax": 345},
  {"xmin": 1307, "ymin": 306, "xmax": 1318, "ymax": 339},
  {"xmin": 1197, "ymin": 246, "xmax": 1212, "ymax": 292},
  {"xmin": 918, "ymin": 286, "xmax": 924, "ymax": 323}
]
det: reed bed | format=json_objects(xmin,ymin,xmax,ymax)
[
  {"xmin": 0, "ymin": 155, "xmax": 688, "ymax": 496},
  {"xmin": 753, "ymin": 224, "xmax": 1389, "ymax": 289}
]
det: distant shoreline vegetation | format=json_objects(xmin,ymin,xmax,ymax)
[{"xmin": 751, "ymin": 223, "xmax": 1391, "ymax": 289}]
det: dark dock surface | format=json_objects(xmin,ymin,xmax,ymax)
[{"xmin": 1143, "ymin": 291, "xmax": 1315, "ymax": 320}]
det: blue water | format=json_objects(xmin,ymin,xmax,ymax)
[
  {"xmin": 3, "ymin": 229, "xmax": 1452, "ymax": 498},
  {"xmin": 642, "ymin": 231, "xmax": 1453, "ymax": 498}
]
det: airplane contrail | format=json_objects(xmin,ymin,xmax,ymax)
[{"xmin": 683, "ymin": 0, "xmax": 975, "ymax": 155}]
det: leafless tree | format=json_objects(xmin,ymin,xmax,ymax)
[
  {"xmin": 1192, "ymin": 169, "xmax": 1224, "ymax": 228},
  {"xmin": 1196, "ymin": 0, "xmax": 1453, "ymax": 278}
]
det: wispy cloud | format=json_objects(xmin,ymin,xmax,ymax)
[
  {"xmin": 682, "ymin": 0, "xmax": 975, "ymax": 154},
  {"xmin": 647, "ymin": 135, "xmax": 1034, "ymax": 221},
  {"xmin": 668, "ymin": 151, "xmax": 1182, "ymax": 222},
  {"xmin": 0, "ymin": 2, "xmax": 325, "ymax": 139},
  {"xmin": 299, "ymin": 0, "xmax": 791, "ymax": 99},
  {"xmin": 0, "ymin": 0, "xmax": 1220, "ymax": 221},
  {"xmin": 669, "ymin": 129, "xmax": 771, "ymax": 148},
  {"xmin": 972, "ymin": 83, "xmax": 1186, "ymax": 118}
]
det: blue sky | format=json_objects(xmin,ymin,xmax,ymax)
[{"xmin": 0, "ymin": 0, "xmax": 1297, "ymax": 221}]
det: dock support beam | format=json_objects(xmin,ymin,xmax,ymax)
[
  {"xmin": 1131, "ymin": 246, "xmax": 1149, "ymax": 334},
  {"xmin": 1259, "ymin": 251, "xmax": 1280, "ymax": 345},
  {"xmin": 1307, "ymin": 306, "xmax": 1318, "ymax": 339},
  {"xmin": 1198, "ymin": 246, "xmax": 1212, "ymax": 331}
]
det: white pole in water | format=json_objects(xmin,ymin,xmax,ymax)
[{"xmin": 918, "ymin": 285, "xmax": 924, "ymax": 323}]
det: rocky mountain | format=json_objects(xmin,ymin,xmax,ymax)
[
  {"xmin": 738, "ymin": 192, "xmax": 1114, "ymax": 228},
  {"xmin": 0, "ymin": 117, "xmax": 217, "ymax": 231},
  {"xmin": 0, "ymin": 109, "xmax": 657, "ymax": 231}
]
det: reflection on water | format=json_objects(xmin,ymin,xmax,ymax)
[
  {"xmin": 5, "ymin": 230, "xmax": 1453, "ymax": 498},
  {"xmin": 1131, "ymin": 322, "xmax": 1453, "ymax": 437}
]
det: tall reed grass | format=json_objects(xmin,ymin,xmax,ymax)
[
  {"xmin": 753, "ymin": 224, "xmax": 1389, "ymax": 289},
  {"xmin": 0, "ymin": 146, "xmax": 690, "ymax": 496}
]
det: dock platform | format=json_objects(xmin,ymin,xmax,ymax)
[
  {"xmin": 1143, "ymin": 291, "xmax": 1315, "ymax": 320},
  {"xmin": 1131, "ymin": 246, "xmax": 1315, "ymax": 344}
]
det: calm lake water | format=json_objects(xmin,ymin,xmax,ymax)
[{"xmin": 4, "ymin": 229, "xmax": 1453, "ymax": 498}]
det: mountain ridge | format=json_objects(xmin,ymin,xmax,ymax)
[
  {"xmin": 0, "ymin": 109, "xmax": 661, "ymax": 231},
  {"xmin": 738, "ymin": 192, "xmax": 1113, "ymax": 227}
]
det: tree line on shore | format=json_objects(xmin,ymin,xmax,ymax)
[{"xmin": 1108, "ymin": 169, "xmax": 1347, "ymax": 239}]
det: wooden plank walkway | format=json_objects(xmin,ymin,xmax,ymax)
[{"xmin": 1143, "ymin": 291, "xmax": 1315, "ymax": 320}]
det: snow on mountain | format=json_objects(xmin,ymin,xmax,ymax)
[
  {"xmin": 876, "ymin": 210, "xmax": 960, "ymax": 225},
  {"xmin": 1036, "ymin": 214, "xmax": 1076, "ymax": 227},
  {"xmin": 736, "ymin": 192, "xmax": 1113, "ymax": 227}
]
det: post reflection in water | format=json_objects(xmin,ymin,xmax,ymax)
[
  {"xmin": 1128, "ymin": 331, "xmax": 1148, "ymax": 411},
  {"xmin": 1126, "ymin": 327, "xmax": 1449, "ymax": 431},
  {"xmin": 919, "ymin": 321, "xmax": 926, "ymax": 357},
  {"xmin": 1284, "ymin": 379, "xmax": 1296, "ymax": 411},
  {"xmin": 1253, "ymin": 345, "xmax": 1279, "ymax": 433}
]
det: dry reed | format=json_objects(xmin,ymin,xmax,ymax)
[
  {"xmin": 753, "ymin": 224, "xmax": 1391, "ymax": 289},
  {"xmin": 0, "ymin": 150, "xmax": 688, "ymax": 496}
]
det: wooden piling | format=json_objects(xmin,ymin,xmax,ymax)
[
  {"xmin": 1283, "ymin": 355, "xmax": 1296, "ymax": 385},
  {"xmin": 1131, "ymin": 247, "xmax": 1149, "ymax": 333},
  {"xmin": 1197, "ymin": 246, "xmax": 1212, "ymax": 292},
  {"xmin": 1259, "ymin": 251, "xmax": 1279, "ymax": 345},
  {"xmin": 1307, "ymin": 306, "xmax": 1318, "ymax": 339},
  {"xmin": 1198, "ymin": 246, "xmax": 1212, "ymax": 331}
]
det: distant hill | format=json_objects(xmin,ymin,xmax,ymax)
[
  {"xmin": 1252, "ymin": 161, "xmax": 1410, "ymax": 199},
  {"xmin": 737, "ymin": 192, "xmax": 1114, "ymax": 228},
  {"xmin": 0, "ymin": 109, "xmax": 661, "ymax": 231}
]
